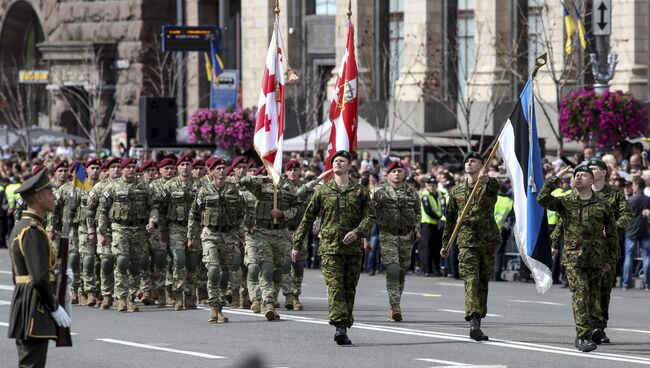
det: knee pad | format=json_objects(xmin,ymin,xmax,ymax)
[
  {"xmin": 219, "ymin": 268, "xmax": 230, "ymax": 289},
  {"xmin": 82, "ymin": 255, "xmax": 95, "ymax": 274},
  {"xmin": 272, "ymin": 267, "xmax": 284, "ymax": 283},
  {"xmin": 173, "ymin": 249, "xmax": 186, "ymax": 268},
  {"xmin": 233, "ymin": 252, "xmax": 242, "ymax": 267},
  {"xmin": 247, "ymin": 264, "xmax": 260, "ymax": 281},
  {"xmin": 279, "ymin": 261, "xmax": 291, "ymax": 275},
  {"xmin": 207, "ymin": 265, "xmax": 221, "ymax": 284},
  {"xmin": 186, "ymin": 252, "xmax": 199, "ymax": 273},
  {"xmin": 386, "ymin": 264, "xmax": 401, "ymax": 281},
  {"xmin": 101, "ymin": 257, "xmax": 114, "ymax": 276},
  {"xmin": 152, "ymin": 251, "xmax": 167, "ymax": 269},
  {"xmin": 68, "ymin": 252, "xmax": 80, "ymax": 271},
  {"xmin": 260, "ymin": 262, "xmax": 274, "ymax": 280},
  {"xmin": 116, "ymin": 255, "xmax": 129, "ymax": 273},
  {"xmin": 292, "ymin": 261, "xmax": 305, "ymax": 278}
]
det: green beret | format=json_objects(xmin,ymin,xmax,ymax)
[
  {"xmin": 587, "ymin": 158, "xmax": 608, "ymax": 172},
  {"xmin": 573, "ymin": 165, "xmax": 594, "ymax": 178},
  {"xmin": 15, "ymin": 169, "xmax": 54, "ymax": 199},
  {"xmin": 463, "ymin": 151, "xmax": 482, "ymax": 164},
  {"xmin": 330, "ymin": 150, "xmax": 352, "ymax": 165}
]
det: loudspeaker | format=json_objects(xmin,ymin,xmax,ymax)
[{"xmin": 139, "ymin": 97, "xmax": 177, "ymax": 147}]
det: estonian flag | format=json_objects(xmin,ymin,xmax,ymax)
[
  {"xmin": 72, "ymin": 162, "xmax": 91, "ymax": 191},
  {"xmin": 498, "ymin": 79, "xmax": 553, "ymax": 293}
]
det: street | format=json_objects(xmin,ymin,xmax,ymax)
[{"xmin": 0, "ymin": 248, "xmax": 649, "ymax": 368}]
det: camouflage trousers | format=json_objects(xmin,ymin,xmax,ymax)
[
  {"xmin": 380, "ymin": 232, "xmax": 412, "ymax": 306},
  {"xmin": 244, "ymin": 233, "xmax": 261, "ymax": 302},
  {"xmin": 196, "ymin": 239, "xmax": 208, "ymax": 296},
  {"xmin": 78, "ymin": 225, "xmax": 99, "ymax": 295},
  {"xmin": 566, "ymin": 266, "xmax": 602, "ymax": 338},
  {"xmin": 67, "ymin": 225, "xmax": 81, "ymax": 294},
  {"xmin": 594, "ymin": 267, "xmax": 616, "ymax": 330},
  {"xmin": 228, "ymin": 243, "xmax": 244, "ymax": 298},
  {"xmin": 111, "ymin": 224, "xmax": 147, "ymax": 300},
  {"xmin": 458, "ymin": 246, "xmax": 495, "ymax": 321},
  {"xmin": 322, "ymin": 254, "xmax": 362, "ymax": 327},
  {"xmin": 244, "ymin": 227, "xmax": 290, "ymax": 305},
  {"xmin": 97, "ymin": 231, "xmax": 114, "ymax": 297},
  {"xmin": 139, "ymin": 228, "xmax": 167, "ymax": 295},
  {"xmin": 169, "ymin": 223, "xmax": 199, "ymax": 295},
  {"xmin": 280, "ymin": 237, "xmax": 307, "ymax": 297},
  {"xmin": 201, "ymin": 227, "xmax": 236, "ymax": 309}
]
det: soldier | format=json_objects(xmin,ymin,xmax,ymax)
[
  {"xmin": 292, "ymin": 150, "xmax": 376, "ymax": 345},
  {"xmin": 77, "ymin": 158, "xmax": 102, "ymax": 307},
  {"xmin": 441, "ymin": 151, "xmax": 500, "ymax": 341},
  {"xmin": 160, "ymin": 156, "xmax": 202, "ymax": 310},
  {"xmin": 241, "ymin": 165, "xmax": 264, "ymax": 312},
  {"xmin": 538, "ymin": 165, "xmax": 618, "ymax": 352},
  {"xmin": 372, "ymin": 160, "xmax": 421, "ymax": 321},
  {"xmin": 87, "ymin": 157, "xmax": 121, "ymax": 310},
  {"xmin": 239, "ymin": 163, "xmax": 297, "ymax": 320},
  {"xmin": 191, "ymin": 158, "xmax": 209, "ymax": 303},
  {"xmin": 152, "ymin": 157, "xmax": 176, "ymax": 307},
  {"xmin": 7, "ymin": 168, "xmax": 71, "ymax": 368},
  {"xmin": 138, "ymin": 159, "xmax": 159, "ymax": 305},
  {"xmin": 192, "ymin": 158, "xmax": 208, "ymax": 183},
  {"xmin": 51, "ymin": 161, "xmax": 69, "ymax": 187},
  {"xmin": 586, "ymin": 158, "xmax": 633, "ymax": 344},
  {"xmin": 97, "ymin": 158, "xmax": 158, "ymax": 312},
  {"xmin": 188, "ymin": 157, "xmax": 245, "ymax": 322}
]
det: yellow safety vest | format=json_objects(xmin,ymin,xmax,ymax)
[
  {"xmin": 420, "ymin": 189, "xmax": 443, "ymax": 225},
  {"xmin": 5, "ymin": 183, "xmax": 21, "ymax": 209},
  {"xmin": 546, "ymin": 187, "xmax": 571, "ymax": 225},
  {"xmin": 494, "ymin": 195, "xmax": 514, "ymax": 231}
]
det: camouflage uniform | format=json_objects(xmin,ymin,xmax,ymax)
[
  {"xmin": 241, "ymin": 189, "xmax": 261, "ymax": 304},
  {"xmin": 140, "ymin": 177, "xmax": 168, "ymax": 303},
  {"xmin": 292, "ymin": 180, "xmax": 375, "ymax": 327},
  {"xmin": 442, "ymin": 177, "xmax": 501, "ymax": 321},
  {"xmin": 98, "ymin": 178, "xmax": 158, "ymax": 305},
  {"xmin": 188, "ymin": 180, "xmax": 244, "ymax": 312},
  {"xmin": 372, "ymin": 183, "xmax": 421, "ymax": 314},
  {"xmin": 538, "ymin": 176, "xmax": 618, "ymax": 339},
  {"xmin": 87, "ymin": 179, "xmax": 114, "ymax": 304},
  {"xmin": 224, "ymin": 176, "xmax": 246, "ymax": 307}
]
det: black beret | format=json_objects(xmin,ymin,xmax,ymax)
[
  {"xmin": 587, "ymin": 158, "xmax": 608, "ymax": 172},
  {"xmin": 463, "ymin": 151, "xmax": 482, "ymax": 164},
  {"xmin": 15, "ymin": 169, "xmax": 54, "ymax": 199},
  {"xmin": 573, "ymin": 165, "xmax": 594, "ymax": 178},
  {"xmin": 330, "ymin": 150, "xmax": 352, "ymax": 165}
]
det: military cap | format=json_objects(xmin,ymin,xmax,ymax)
[
  {"xmin": 573, "ymin": 165, "xmax": 594, "ymax": 178},
  {"xmin": 85, "ymin": 158, "xmax": 101, "ymax": 168},
  {"xmin": 254, "ymin": 166, "xmax": 268, "ymax": 176},
  {"xmin": 103, "ymin": 157, "xmax": 122, "ymax": 169},
  {"xmin": 176, "ymin": 155, "xmax": 192, "ymax": 166},
  {"xmin": 426, "ymin": 176, "xmax": 437, "ymax": 184},
  {"xmin": 207, "ymin": 157, "xmax": 226, "ymax": 170},
  {"xmin": 157, "ymin": 157, "xmax": 175, "ymax": 169},
  {"xmin": 330, "ymin": 150, "xmax": 352, "ymax": 165},
  {"xmin": 193, "ymin": 158, "xmax": 205, "ymax": 167},
  {"xmin": 463, "ymin": 151, "xmax": 482, "ymax": 164},
  {"xmin": 224, "ymin": 164, "xmax": 234, "ymax": 176},
  {"xmin": 587, "ymin": 158, "xmax": 608, "ymax": 172},
  {"xmin": 231, "ymin": 156, "xmax": 249, "ymax": 168},
  {"xmin": 119, "ymin": 158, "xmax": 137, "ymax": 169},
  {"xmin": 53, "ymin": 161, "xmax": 69, "ymax": 172},
  {"xmin": 385, "ymin": 160, "xmax": 404, "ymax": 174},
  {"xmin": 139, "ymin": 159, "xmax": 156, "ymax": 171},
  {"xmin": 31, "ymin": 164, "xmax": 45, "ymax": 176},
  {"xmin": 15, "ymin": 169, "xmax": 54, "ymax": 199},
  {"xmin": 284, "ymin": 159, "xmax": 300, "ymax": 171}
]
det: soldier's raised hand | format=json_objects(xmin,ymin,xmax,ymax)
[{"xmin": 557, "ymin": 165, "xmax": 572, "ymax": 179}]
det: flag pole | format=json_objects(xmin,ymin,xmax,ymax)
[
  {"xmin": 442, "ymin": 52, "xmax": 548, "ymax": 254},
  {"xmin": 347, "ymin": 0, "xmax": 352, "ymax": 18},
  {"xmin": 273, "ymin": 0, "xmax": 280, "ymax": 224}
]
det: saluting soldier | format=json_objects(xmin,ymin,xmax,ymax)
[
  {"xmin": 372, "ymin": 160, "xmax": 421, "ymax": 322},
  {"xmin": 538, "ymin": 165, "xmax": 618, "ymax": 352},
  {"xmin": 7, "ymin": 168, "xmax": 71, "ymax": 368},
  {"xmin": 292, "ymin": 150, "xmax": 376, "ymax": 345}
]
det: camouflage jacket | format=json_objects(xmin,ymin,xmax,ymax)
[
  {"xmin": 160, "ymin": 176, "xmax": 202, "ymax": 228},
  {"xmin": 286, "ymin": 178, "xmax": 321, "ymax": 230},
  {"xmin": 47, "ymin": 182, "xmax": 87, "ymax": 235},
  {"xmin": 97, "ymin": 178, "xmax": 158, "ymax": 233},
  {"xmin": 372, "ymin": 183, "xmax": 421, "ymax": 234},
  {"xmin": 538, "ymin": 176, "xmax": 618, "ymax": 268},
  {"xmin": 187, "ymin": 180, "xmax": 244, "ymax": 240},
  {"xmin": 442, "ymin": 177, "xmax": 501, "ymax": 248},
  {"xmin": 85, "ymin": 179, "xmax": 112, "ymax": 235},
  {"xmin": 292, "ymin": 180, "xmax": 376, "ymax": 256},
  {"xmin": 239, "ymin": 176, "xmax": 297, "ymax": 229},
  {"xmin": 596, "ymin": 184, "xmax": 633, "ymax": 235}
]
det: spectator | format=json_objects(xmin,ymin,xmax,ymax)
[{"xmin": 623, "ymin": 178, "xmax": 650, "ymax": 291}]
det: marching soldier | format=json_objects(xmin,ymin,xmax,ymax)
[
  {"xmin": 77, "ymin": 158, "xmax": 102, "ymax": 307},
  {"xmin": 7, "ymin": 168, "xmax": 71, "ymax": 368},
  {"xmin": 538, "ymin": 165, "xmax": 618, "ymax": 352},
  {"xmin": 154, "ymin": 157, "xmax": 178, "ymax": 307},
  {"xmin": 241, "ymin": 165, "xmax": 265, "ymax": 312},
  {"xmin": 372, "ymin": 160, "xmax": 420, "ymax": 321},
  {"xmin": 292, "ymin": 150, "xmax": 376, "ymax": 345},
  {"xmin": 191, "ymin": 157, "xmax": 209, "ymax": 303},
  {"xmin": 138, "ymin": 159, "xmax": 160, "ymax": 305}
]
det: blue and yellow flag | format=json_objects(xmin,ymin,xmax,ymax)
[
  {"xmin": 73, "ymin": 162, "xmax": 91, "ymax": 191},
  {"xmin": 563, "ymin": 3, "xmax": 577, "ymax": 54},
  {"xmin": 205, "ymin": 34, "xmax": 224, "ymax": 84},
  {"xmin": 574, "ymin": 7, "xmax": 588, "ymax": 50}
]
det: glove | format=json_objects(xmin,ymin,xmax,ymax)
[
  {"xmin": 50, "ymin": 305, "xmax": 71, "ymax": 328},
  {"xmin": 66, "ymin": 268, "xmax": 74, "ymax": 283}
]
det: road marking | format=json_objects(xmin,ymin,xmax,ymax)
[
  {"xmin": 383, "ymin": 291, "xmax": 441, "ymax": 297},
  {"xmin": 509, "ymin": 300, "xmax": 565, "ymax": 306},
  {"xmin": 437, "ymin": 309, "xmax": 503, "ymax": 318},
  {"xmin": 0, "ymin": 271, "xmax": 12, "ymax": 274},
  {"xmin": 301, "ymin": 297, "xmax": 328, "ymax": 300},
  {"xmin": 0, "ymin": 322, "xmax": 8, "ymax": 326},
  {"xmin": 96, "ymin": 338, "xmax": 225, "ymax": 359},
  {"xmin": 0, "ymin": 285, "xmax": 15, "ymax": 291},
  {"xmin": 0, "ymin": 300, "xmax": 10, "ymax": 306},
  {"xmin": 610, "ymin": 328, "xmax": 650, "ymax": 335},
  {"xmin": 436, "ymin": 282, "xmax": 464, "ymax": 287},
  {"xmin": 416, "ymin": 358, "xmax": 470, "ymax": 365},
  {"xmin": 416, "ymin": 359, "xmax": 507, "ymax": 368}
]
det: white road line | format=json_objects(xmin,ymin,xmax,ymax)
[
  {"xmin": 383, "ymin": 291, "xmax": 442, "ymax": 297},
  {"xmin": 0, "ymin": 300, "xmax": 10, "ymax": 306},
  {"xmin": 0, "ymin": 285, "xmax": 15, "ymax": 291},
  {"xmin": 0, "ymin": 322, "xmax": 8, "ymax": 326},
  {"xmin": 436, "ymin": 282, "xmax": 464, "ymax": 287},
  {"xmin": 96, "ymin": 338, "xmax": 225, "ymax": 359},
  {"xmin": 610, "ymin": 328, "xmax": 650, "ymax": 335},
  {"xmin": 301, "ymin": 297, "xmax": 328, "ymax": 300},
  {"xmin": 0, "ymin": 271, "xmax": 12, "ymax": 274},
  {"xmin": 509, "ymin": 300, "xmax": 565, "ymax": 306},
  {"xmin": 415, "ymin": 357, "xmax": 470, "ymax": 365},
  {"xmin": 437, "ymin": 309, "xmax": 503, "ymax": 318}
]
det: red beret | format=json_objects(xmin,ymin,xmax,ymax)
[
  {"xmin": 119, "ymin": 158, "xmax": 137, "ymax": 169},
  {"xmin": 231, "ymin": 156, "xmax": 248, "ymax": 168},
  {"xmin": 193, "ymin": 159, "xmax": 205, "ymax": 167},
  {"xmin": 53, "ymin": 161, "xmax": 69, "ymax": 172},
  {"xmin": 207, "ymin": 157, "xmax": 226, "ymax": 170},
  {"xmin": 157, "ymin": 158, "xmax": 175, "ymax": 169},
  {"xmin": 103, "ymin": 157, "xmax": 122, "ymax": 169},
  {"xmin": 254, "ymin": 166, "xmax": 268, "ymax": 176},
  {"xmin": 140, "ymin": 159, "xmax": 156, "ymax": 171},
  {"xmin": 284, "ymin": 159, "xmax": 300, "ymax": 171},
  {"xmin": 386, "ymin": 160, "xmax": 404, "ymax": 174},
  {"xmin": 85, "ymin": 158, "xmax": 101, "ymax": 168},
  {"xmin": 224, "ymin": 164, "xmax": 234, "ymax": 176},
  {"xmin": 176, "ymin": 155, "xmax": 192, "ymax": 166},
  {"xmin": 31, "ymin": 164, "xmax": 45, "ymax": 176}
]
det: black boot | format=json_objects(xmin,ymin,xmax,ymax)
[
  {"xmin": 590, "ymin": 328, "xmax": 604, "ymax": 345},
  {"xmin": 601, "ymin": 330, "xmax": 610, "ymax": 344},
  {"xmin": 334, "ymin": 326, "xmax": 352, "ymax": 345},
  {"xmin": 469, "ymin": 316, "xmax": 489, "ymax": 341},
  {"xmin": 574, "ymin": 338, "xmax": 597, "ymax": 352}
]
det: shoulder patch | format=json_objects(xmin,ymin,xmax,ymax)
[
  {"xmin": 103, "ymin": 191, "xmax": 110, "ymax": 199},
  {"xmin": 89, "ymin": 191, "xmax": 94, "ymax": 197},
  {"xmin": 161, "ymin": 191, "xmax": 167, "ymax": 198},
  {"xmin": 196, "ymin": 198, "xmax": 202, "ymax": 206}
]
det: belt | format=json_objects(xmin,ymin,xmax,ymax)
[
  {"xmin": 113, "ymin": 220, "xmax": 145, "ymax": 227},
  {"xmin": 15, "ymin": 274, "xmax": 56, "ymax": 283},
  {"xmin": 385, "ymin": 228, "xmax": 411, "ymax": 236}
]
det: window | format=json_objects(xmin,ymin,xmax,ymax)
[
  {"xmin": 528, "ymin": 0, "xmax": 544, "ymax": 72},
  {"xmin": 388, "ymin": 0, "xmax": 404, "ymax": 96},
  {"xmin": 315, "ymin": 0, "xmax": 335, "ymax": 15},
  {"xmin": 457, "ymin": 0, "xmax": 475, "ymax": 97}
]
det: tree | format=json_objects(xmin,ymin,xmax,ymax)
[{"xmin": 286, "ymin": 67, "xmax": 329, "ymax": 157}]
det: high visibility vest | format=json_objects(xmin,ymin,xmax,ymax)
[
  {"xmin": 494, "ymin": 195, "xmax": 514, "ymax": 231},
  {"xmin": 5, "ymin": 183, "xmax": 21, "ymax": 209},
  {"xmin": 420, "ymin": 189, "xmax": 443, "ymax": 225},
  {"xmin": 546, "ymin": 188, "xmax": 571, "ymax": 225}
]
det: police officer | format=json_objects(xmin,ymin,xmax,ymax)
[
  {"xmin": 493, "ymin": 181, "xmax": 514, "ymax": 281},
  {"xmin": 419, "ymin": 176, "xmax": 444, "ymax": 276},
  {"xmin": 7, "ymin": 169, "xmax": 71, "ymax": 368},
  {"xmin": 372, "ymin": 160, "xmax": 420, "ymax": 321},
  {"xmin": 292, "ymin": 150, "xmax": 376, "ymax": 345}
]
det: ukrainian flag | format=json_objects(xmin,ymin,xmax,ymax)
[
  {"xmin": 73, "ymin": 162, "xmax": 91, "ymax": 191},
  {"xmin": 563, "ymin": 2, "xmax": 577, "ymax": 54},
  {"xmin": 574, "ymin": 7, "xmax": 588, "ymax": 50},
  {"xmin": 205, "ymin": 35, "xmax": 224, "ymax": 84}
]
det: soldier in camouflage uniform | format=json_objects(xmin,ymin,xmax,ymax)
[
  {"xmin": 586, "ymin": 158, "xmax": 632, "ymax": 344},
  {"xmin": 98, "ymin": 158, "xmax": 159, "ymax": 312},
  {"xmin": 239, "ymin": 165, "xmax": 297, "ymax": 321},
  {"xmin": 241, "ymin": 165, "xmax": 263, "ymax": 312},
  {"xmin": 538, "ymin": 165, "xmax": 618, "ymax": 352},
  {"xmin": 192, "ymin": 158, "xmax": 209, "ymax": 304},
  {"xmin": 153, "ymin": 157, "xmax": 178, "ymax": 307},
  {"xmin": 372, "ymin": 160, "xmax": 421, "ymax": 322},
  {"xmin": 292, "ymin": 150, "xmax": 376, "ymax": 345},
  {"xmin": 77, "ymin": 159, "xmax": 102, "ymax": 307},
  {"xmin": 441, "ymin": 151, "xmax": 500, "ymax": 342},
  {"xmin": 45, "ymin": 161, "xmax": 72, "ymax": 299},
  {"xmin": 188, "ymin": 157, "xmax": 245, "ymax": 322},
  {"xmin": 137, "ymin": 160, "xmax": 160, "ymax": 305},
  {"xmin": 160, "ymin": 156, "xmax": 202, "ymax": 311},
  {"xmin": 87, "ymin": 157, "xmax": 122, "ymax": 310}
]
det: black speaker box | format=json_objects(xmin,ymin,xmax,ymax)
[{"xmin": 139, "ymin": 97, "xmax": 177, "ymax": 147}]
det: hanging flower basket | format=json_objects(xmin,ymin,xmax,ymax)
[
  {"xmin": 560, "ymin": 89, "xmax": 648, "ymax": 148},
  {"xmin": 187, "ymin": 107, "xmax": 256, "ymax": 152}
]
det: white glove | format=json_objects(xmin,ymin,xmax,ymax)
[
  {"xmin": 66, "ymin": 268, "xmax": 74, "ymax": 283},
  {"xmin": 50, "ymin": 305, "xmax": 71, "ymax": 328}
]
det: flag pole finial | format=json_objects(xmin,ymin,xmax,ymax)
[
  {"xmin": 274, "ymin": 0, "xmax": 280, "ymax": 16},
  {"xmin": 347, "ymin": 0, "xmax": 352, "ymax": 18},
  {"xmin": 531, "ymin": 53, "xmax": 547, "ymax": 78}
]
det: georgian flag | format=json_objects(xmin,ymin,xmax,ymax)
[
  {"xmin": 253, "ymin": 15, "xmax": 286, "ymax": 185},
  {"xmin": 324, "ymin": 20, "xmax": 358, "ymax": 173}
]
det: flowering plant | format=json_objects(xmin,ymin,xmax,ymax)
[
  {"xmin": 187, "ymin": 107, "xmax": 256, "ymax": 152},
  {"xmin": 560, "ymin": 89, "xmax": 648, "ymax": 148}
]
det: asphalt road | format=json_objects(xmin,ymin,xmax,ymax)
[{"xmin": 0, "ymin": 248, "xmax": 649, "ymax": 368}]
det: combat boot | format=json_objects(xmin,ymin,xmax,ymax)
[
  {"xmin": 141, "ymin": 291, "xmax": 153, "ymax": 306},
  {"xmin": 79, "ymin": 292, "xmax": 88, "ymax": 306},
  {"xmin": 208, "ymin": 308, "xmax": 219, "ymax": 323},
  {"xmin": 264, "ymin": 303, "xmax": 277, "ymax": 321},
  {"xmin": 590, "ymin": 328, "xmax": 604, "ymax": 345},
  {"xmin": 225, "ymin": 290, "xmax": 233, "ymax": 304},
  {"xmin": 251, "ymin": 300, "xmax": 262, "ymax": 313},
  {"xmin": 166, "ymin": 290, "xmax": 176, "ymax": 307},
  {"xmin": 127, "ymin": 299, "xmax": 140, "ymax": 312},
  {"xmin": 388, "ymin": 305, "xmax": 402, "ymax": 322},
  {"xmin": 601, "ymin": 331, "xmax": 610, "ymax": 344},
  {"xmin": 293, "ymin": 295, "xmax": 303, "ymax": 311},
  {"xmin": 71, "ymin": 291, "xmax": 79, "ymax": 305},
  {"xmin": 198, "ymin": 288, "xmax": 209, "ymax": 305},
  {"xmin": 116, "ymin": 298, "xmax": 127, "ymax": 312},
  {"xmin": 240, "ymin": 290, "xmax": 251, "ymax": 309},
  {"xmin": 152, "ymin": 289, "xmax": 160, "ymax": 301},
  {"xmin": 469, "ymin": 316, "xmax": 489, "ymax": 341},
  {"xmin": 86, "ymin": 292, "xmax": 97, "ymax": 307},
  {"xmin": 173, "ymin": 292, "xmax": 184, "ymax": 311},
  {"xmin": 284, "ymin": 295, "xmax": 294, "ymax": 310},
  {"xmin": 334, "ymin": 326, "xmax": 352, "ymax": 345},
  {"xmin": 157, "ymin": 290, "xmax": 167, "ymax": 308},
  {"xmin": 575, "ymin": 338, "xmax": 597, "ymax": 352},
  {"xmin": 185, "ymin": 292, "xmax": 198, "ymax": 310},
  {"xmin": 136, "ymin": 291, "xmax": 144, "ymax": 300},
  {"xmin": 231, "ymin": 291, "xmax": 240, "ymax": 308},
  {"xmin": 100, "ymin": 295, "xmax": 113, "ymax": 310}
]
